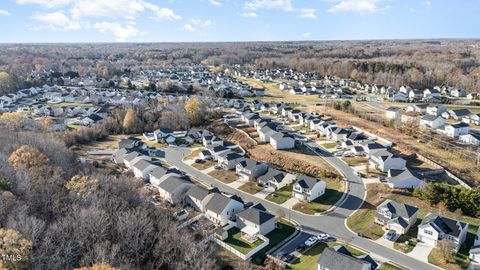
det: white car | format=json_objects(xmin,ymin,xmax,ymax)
[
  {"xmin": 304, "ymin": 236, "xmax": 318, "ymax": 247},
  {"xmin": 317, "ymin": 233, "xmax": 330, "ymax": 241}
]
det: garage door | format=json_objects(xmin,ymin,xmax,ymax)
[{"xmin": 419, "ymin": 236, "xmax": 436, "ymax": 247}]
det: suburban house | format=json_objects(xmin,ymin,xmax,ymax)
[
  {"xmin": 199, "ymin": 150, "xmax": 212, "ymax": 160},
  {"xmin": 329, "ymin": 127, "xmax": 352, "ymax": 142},
  {"xmin": 270, "ymin": 132, "xmax": 295, "ymax": 150},
  {"xmin": 459, "ymin": 133, "xmax": 480, "ymax": 146},
  {"xmin": 426, "ymin": 104, "xmax": 447, "ymax": 116},
  {"xmin": 149, "ymin": 166, "xmax": 169, "ymax": 186},
  {"xmin": 157, "ymin": 174, "xmax": 193, "ymax": 205},
  {"xmin": 184, "ymin": 185, "xmax": 216, "ymax": 212},
  {"xmin": 235, "ymin": 159, "xmax": 269, "ymax": 181},
  {"xmin": 207, "ymin": 145, "xmax": 231, "ymax": 160},
  {"xmin": 417, "ymin": 213, "xmax": 469, "ymax": 252},
  {"xmin": 132, "ymin": 159, "xmax": 158, "ymax": 180},
  {"xmin": 443, "ymin": 122, "xmax": 470, "ymax": 137},
  {"xmin": 369, "ymin": 150, "xmax": 406, "ymax": 172},
  {"xmin": 419, "ymin": 115, "xmax": 446, "ymax": 129},
  {"xmin": 317, "ymin": 247, "xmax": 372, "ymax": 270},
  {"xmin": 257, "ymin": 168, "xmax": 296, "ymax": 190},
  {"xmin": 361, "ymin": 141, "xmax": 387, "ymax": 155},
  {"xmin": 292, "ymin": 176, "xmax": 326, "ymax": 202},
  {"xmin": 205, "ymin": 193, "xmax": 244, "ymax": 226},
  {"xmin": 236, "ymin": 204, "xmax": 276, "ymax": 242},
  {"xmin": 386, "ymin": 168, "xmax": 425, "ymax": 189},
  {"xmin": 217, "ymin": 152, "xmax": 245, "ymax": 170},
  {"xmin": 375, "ymin": 200, "xmax": 418, "ymax": 234},
  {"xmin": 442, "ymin": 109, "xmax": 471, "ymax": 120},
  {"xmin": 469, "ymin": 228, "xmax": 480, "ymax": 263},
  {"xmin": 112, "ymin": 148, "xmax": 129, "ymax": 164},
  {"xmin": 258, "ymin": 126, "xmax": 278, "ymax": 142}
]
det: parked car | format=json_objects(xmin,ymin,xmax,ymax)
[
  {"xmin": 317, "ymin": 233, "xmax": 330, "ymax": 241},
  {"xmin": 283, "ymin": 254, "xmax": 296, "ymax": 263},
  {"xmin": 342, "ymin": 152, "xmax": 353, "ymax": 157},
  {"xmin": 195, "ymin": 159, "xmax": 204, "ymax": 163},
  {"xmin": 384, "ymin": 230, "xmax": 396, "ymax": 240},
  {"xmin": 304, "ymin": 236, "xmax": 318, "ymax": 247},
  {"xmin": 335, "ymin": 145, "xmax": 343, "ymax": 149},
  {"xmin": 244, "ymin": 201, "xmax": 254, "ymax": 208},
  {"xmin": 334, "ymin": 152, "xmax": 343, "ymax": 157},
  {"xmin": 214, "ymin": 165, "xmax": 223, "ymax": 170},
  {"xmin": 295, "ymin": 244, "xmax": 306, "ymax": 252},
  {"xmin": 355, "ymin": 171, "xmax": 365, "ymax": 177},
  {"xmin": 379, "ymin": 175, "xmax": 386, "ymax": 182}
]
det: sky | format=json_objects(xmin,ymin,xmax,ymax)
[{"xmin": 0, "ymin": 0, "xmax": 479, "ymax": 43}]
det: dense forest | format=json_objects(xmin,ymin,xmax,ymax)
[
  {"xmin": 0, "ymin": 129, "xmax": 262, "ymax": 270},
  {"xmin": 1, "ymin": 40, "xmax": 480, "ymax": 95}
]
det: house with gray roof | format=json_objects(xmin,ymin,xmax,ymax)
[
  {"xmin": 292, "ymin": 175, "xmax": 326, "ymax": 202},
  {"xmin": 469, "ymin": 227, "xmax": 480, "ymax": 263},
  {"xmin": 317, "ymin": 247, "xmax": 372, "ymax": 270},
  {"xmin": 257, "ymin": 168, "xmax": 296, "ymax": 190},
  {"xmin": 386, "ymin": 168, "xmax": 425, "ymax": 189},
  {"xmin": 112, "ymin": 148, "xmax": 129, "ymax": 164},
  {"xmin": 217, "ymin": 152, "xmax": 245, "ymax": 170},
  {"xmin": 375, "ymin": 199, "xmax": 418, "ymax": 234},
  {"xmin": 184, "ymin": 185, "xmax": 216, "ymax": 212},
  {"xmin": 157, "ymin": 174, "xmax": 193, "ymax": 205},
  {"xmin": 369, "ymin": 150, "xmax": 406, "ymax": 172},
  {"xmin": 205, "ymin": 193, "xmax": 244, "ymax": 226},
  {"xmin": 417, "ymin": 213, "xmax": 469, "ymax": 252},
  {"xmin": 270, "ymin": 132, "xmax": 295, "ymax": 150},
  {"xmin": 235, "ymin": 158, "xmax": 268, "ymax": 181},
  {"xmin": 132, "ymin": 159, "xmax": 158, "ymax": 180},
  {"xmin": 236, "ymin": 204, "xmax": 276, "ymax": 242}
]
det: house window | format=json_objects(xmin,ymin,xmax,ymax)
[{"xmin": 424, "ymin": 230, "xmax": 433, "ymax": 236}]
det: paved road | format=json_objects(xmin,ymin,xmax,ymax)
[
  {"xmin": 163, "ymin": 146, "xmax": 440, "ymax": 270},
  {"xmin": 272, "ymin": 231, "xmax": 315, "ymax": 257}
]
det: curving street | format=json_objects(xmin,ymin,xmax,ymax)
[{"xmin": 163, "ymin": 144, "xmax": 440, "ymax": 270}]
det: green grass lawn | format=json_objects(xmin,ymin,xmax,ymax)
[
  {"xmin": 251, "ymin": 219, "xmax": 296, "ymax": 265},
  {"xmin": 393, "ymin": 220, "xmax": 420, "ymax": 253},
  {"xmin": 289, "ymin": 242, "xmax": 365, "ymax": 270},
  {"xmin": 342, "ymin": 156, "xmax": 369, "ymax": 166},
  {"xmin": 238, "ymin": 182, "xmax": 264, "ymax": 194},
  {"xmin": 266, "ymin": 185, "xmax": 293, "ymax": 204},
  {"xmin": 224, "ymin": 228, "xmax": 264, "ymax": 254},
  {"xmin": 293, "ymin": 181, "xmax": 344, "ymax": 214}
]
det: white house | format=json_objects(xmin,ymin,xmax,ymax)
[
  {"xmin": 385, "ymin": 107, "xmax": 403, "ymax": 120},
  {"xmin": 236, "ymin": 204, "xmax": 276, "ymax": 241},
  {"xmin": 426, "ymin": 104, "xmax": 447, "ymax": 116},
  {"xmin": 270, "ymin": 132, "xmax": 295, "ymax": 150},
  {"xmin": 417, "ymin": 213, "xmax": 469, "ymax": 252},
  {"xmin": 132, "ymin": 159, "xmax": 158, "ymax": 180},
  {"xmin": 235, "ymin": 159, "xmax": 268, "ymax": 181},
  {"xmin": 205, "ymin": 193, "xmax": 244, "ymax": 226},
  {"xmin": 419, "ymin": 115, "xmax": 446, "ymax": 129},
  {"xmin": 258, "ymin": 126, "xmax": 277, "ymax": 142},
  {"xmin": 386, "ymin": 168, "xmax": 425, "ymax": 189},
  {"xmin": 369, "ymin": 150, "xmax": 406, "ymax": 172},
  {"xmin": 257, "ymin": 168, "xmax": 296, "ymax": 190},
  {"xmin": 292, "ymin": 176, "xmax": 326, "ymax": 202},
  {"xmin": 443, "ymin": 122, "xmax": 470, "ymax": 138},
  {"xmin": 217, "ymin": 152, "xmax": 245, "ymax": 170},
  {"xmin": 459, "ymin": 133, "xmax": 480, "ymax": 146}
]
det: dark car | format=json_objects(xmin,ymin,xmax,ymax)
[
  {"xmin": 244, "ymin": 201, "xmax": 254, "ymax": 208},
  {"xmin": 283, "ymin": 254, "xmax": 296, "ymax": 263},
  {"xmin": 194, "ymin": 159, "xmax": 204, "ymax": 163},
  {"xmin": 295, "ymin": 244, "xmax": 307, "ymax": 252}
]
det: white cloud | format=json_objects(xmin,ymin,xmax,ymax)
[
  {"xmin": 182, "ymin": 24, "xmax": 196, "ymax": 32},
  {"xmin": 0, "ymin": 10, "xmax": 10, "ymax": 16},
  {"xmin": 242, "ymin": 12, "xmax": 258, "ymax": 17},
  {"xmin": 94, "ymin": 21, "xmax": 140, "ymax": 41},
  {"xmin": 327, "ymin": 0, "xmax": 384, "ymax": 13},
  {"xmin": 207, "ymin": 0, "xmax": 222, "ymax": 6},
  {"xmin": 31, "ymin": 11, "xmax": 81, "ymax": 30},
  {"xmin": 16, "ymin": 0, "xmax": 73, "ymax": 9},
  {"xmin": 301, "ymin": 32, "xmax": 311, "ymax": 37},
  {"xmin": 299, "ymin": 8, "xmax": 316, "ymax": 18},
  {"xmin": 244, "ymin": 0, "xmax": 293, "ymax": 12},
  {"xmin": 183, "ymin": 18, "xmax": 214, "ymax": 32},
  {"xmin": 423, "ymin": 1, "xmax": 432, "ymax": 8}
]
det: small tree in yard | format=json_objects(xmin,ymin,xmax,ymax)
[
  {"xmin": 122, "ymin": 108, "xmax": 138, "ymax": 133},
  {"xmin": 438, "ymin": 239, "xmax": 455, "ymax": 263},
  {"xmin": 9, "ymin": 145, "xmax": 49, "ymax": 170}
]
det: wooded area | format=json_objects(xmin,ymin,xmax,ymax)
[{"xmin": 1, "ymin": 40, "xmax": 480, "ymax": 95}]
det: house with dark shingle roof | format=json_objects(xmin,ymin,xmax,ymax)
[
  {"xmin": 417, "ymin": 213, "xmax": 469, "ymax": 252},
  {"xmin": 184, "ymin": 185, "xmax": 217, "ymax": 212},
  {"xmin": 257, "ymin": 168, "xmax": 296, "ymax": 190},
  {"xmin": 270, "ymin": 132, "xmax": 295, "ymax": 150},
  {"xmin": 369, "ymin": 150, "xmax": 406, "ymax": 172},
  {"xmin": 236, "ymin": 158, "xmax": 268, "ymax": 181},
  {"xmin": 375, "ymin": 199, "xmax": 418, "ymax": 234},
  {"xmin": 386, "ymin": 168, "xmax": 425, "ymax": 189},
  {"xmin": 132, "ymin": 159, "xmax": 158, "ymax": 180},
  {"xmin": 236, "ymin": 204, "xmax": 276, "ymax": 241},
  {"xmin": 317, "ymin": 247, "xmax": 372, "ymax": 270},
  {"xmin": 292, "ymin": 175, "xmax": 326, "ymax": 202},
  {"xmin": 217, "ymin": 152, "xmax": 245, "ymax": 170}
]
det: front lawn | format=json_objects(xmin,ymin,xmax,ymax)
[
  {"xmin": 238, "ymin": 182, "xmax": 264, "ymax": 194},
  {"xmin": 378, "ymin": 263, "xmax": 403, "ymax": 270},
  {"xmin": 293, "ymin": 180, "xmax": 344, "ymax": 214},
  {"xmin": 184, "ymin": 149, "xmax": 202, "ymax": 160},
  {"xmin": 393, "ymin": 220, "xmax": 420, "ymax": 253},
  {"xmin": 321, "ymin": 142, "xmax": 340, "ymax": 149},
  {"xmin": 191, "ymin": 160, "xmax": 215, "ymax": 170},
  {"xmin": 207, "ymin": 169, "xmax": 239, "ymax": 183},
  {"xmin": 342, "ymin": 156, "xmax": 369, "ymax": 166},
  {"xmin": 266, "ymin": 185, "xmax": 293, "ymax": 204},
  {"xmin": 428, "ymin": 246, "xmax": 471, "ymax": 270},
  {"xmin": 224, "ymin": 228, "xmax": 264, "ymax": 254}
]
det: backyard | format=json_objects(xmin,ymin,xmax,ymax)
[
  {"xmin": 224, "ymin": 228, "xmax": 264, "ymax": 254},
  {"xmin": 251, "ymin": 219, "xmax": 297, "ymax": 265}
]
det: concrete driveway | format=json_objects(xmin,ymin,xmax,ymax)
[
  {"xmin": 407, "ymin": 243, "xmax": 433, "ymax": 262},
  {"xmin": 281, "ymin": 197, "xmax": 299, "ymax": 209}
]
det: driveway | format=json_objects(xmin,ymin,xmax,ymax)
[
  {"xmin": 374, "ymin": 231, "xmax": 397, "ymax": 249},
  {"xmin": 273, "ymin": 231, "xmax": 314, "ymax": 257},
  {"xmin": 407, "ymin": 243, "xmax": 433, "ymax": 262},
  {"xmin": 227, "ymin": 178, "xmax": 247, "ymax": 189},
  {"xmin": 281, "ymin": 197, "xmax": 299, "ymax": 209},
  {"xmin": 253, "ymin": 188, "xmax": 273, "ymax": 199}
]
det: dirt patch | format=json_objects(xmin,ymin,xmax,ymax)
[{"xmin": 209, "ymin": 120, "xmax": 256, "ymax": 149}]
